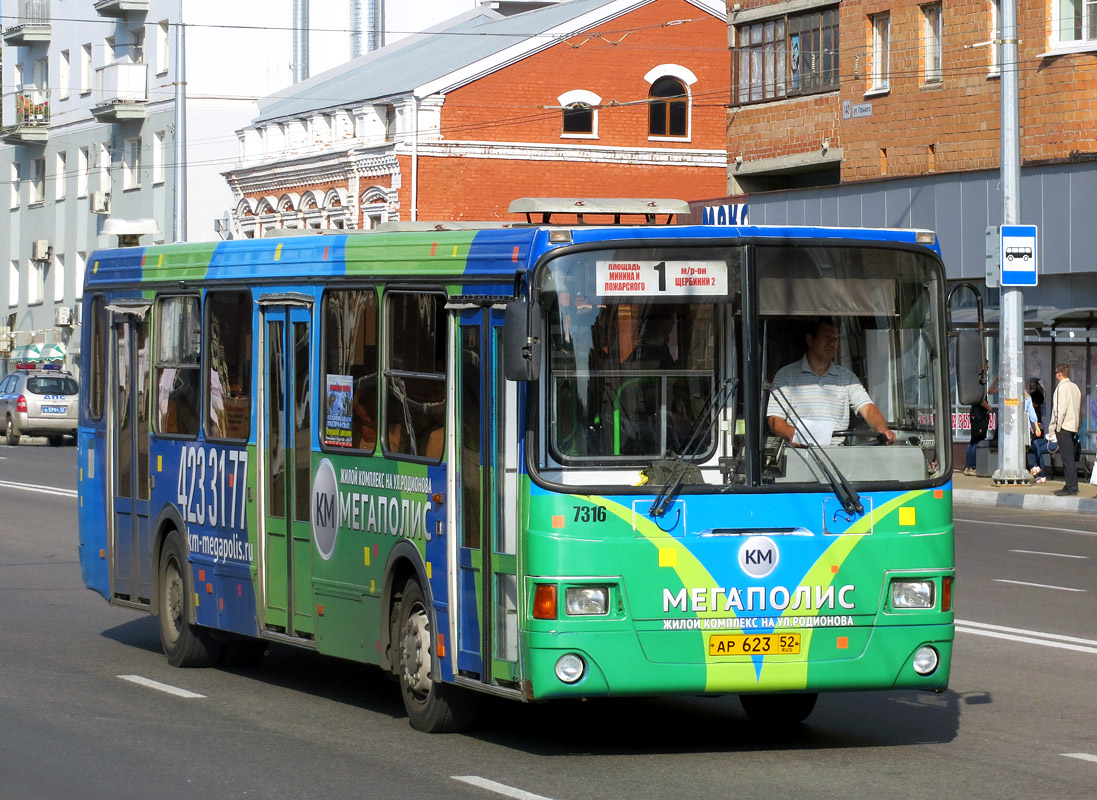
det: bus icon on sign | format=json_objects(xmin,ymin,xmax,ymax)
[{"xmin": 1005, "ymin": 246, "xmax": 1032, "ymax": 261}]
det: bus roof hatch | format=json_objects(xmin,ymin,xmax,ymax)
[{"xmin": 508, "ymin": 197, "xmax": 690, "ymax": 226}]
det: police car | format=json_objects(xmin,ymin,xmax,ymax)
[{"xmin": 0, "ymin": 366, "xmax": 79, "ymax": 446}]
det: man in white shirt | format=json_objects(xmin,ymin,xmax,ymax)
[{"xmin": 767, "ymin": 318, "xmax": 895, "ymax": 446}]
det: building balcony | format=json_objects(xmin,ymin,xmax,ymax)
[
  {"xmin": 93, "ymin": 0, "xmax": 150, "ymax": 18},
  {"xmin": 91, "ymin": 62, "xmax": 149, "ymax": 122},
  {"xmin": 0, "ymin": 89, "xmax": 50, "ymax": 145},
  {"xmin": 2, "ymin": 0, "xmax": 51, "ymax": 45}
]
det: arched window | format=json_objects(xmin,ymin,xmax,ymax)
[
  {"xmin": 563, "ymin": 104, "xmax": 593, "ymax": 134},
  {"xmin": 649, "ymin": 76, "xmax": 688, "ymax": 137},
  {"xmin": 558, "ymin": 90, "xmax": 601, "ymax": 139},
  {"xmin": 361, "ymin": 187, "xmax": 390, "ymax": 230}
]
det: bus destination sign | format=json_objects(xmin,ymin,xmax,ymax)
[{"xmin": 596, "ymin": 260, "xmax": 728, "ymax": 297}]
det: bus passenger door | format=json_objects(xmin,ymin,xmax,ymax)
[
  {"xmin": 456, "ymin": 309, "xmax": 520, "ymax": 686},
  {"xmin": 110, "ymin": 312, "xmax": 152, "ymax": 604},
  {"xmin": 259, "ymin": 303, "xmax": 315, "ymax": 638}
]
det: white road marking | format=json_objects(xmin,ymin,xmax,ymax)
[
  {"xmin": 993, "ymin": 579, "xmax": 1085, "ymax": 592},
  {"xmin": 955, "ymin": 517, "xmax": 1097, "ymax": 537},
  {"xmin": 0, "ymin": 479, "xmax": 77, "ymax": 498},
  {"xmin": 117, "ymin": 675, "xmax": 205, "ymax": 699},
  {"xmin": 453, "ymin": 776, "xmax": 556, "ymax": 800},
  {"xmin": 1063, "ymin": 753, "xmax": 1097, "ymax": 764},
  {"xmin": 1009, "ymin": 549, "xmax": 1088, "ymax": 559},
  {"xmin": 955, "ymin": 620, "xmax": 1097, "ymax": 654}
]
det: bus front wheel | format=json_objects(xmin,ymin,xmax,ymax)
[
  {"xmin": 739, "ymin": 692, "xmax": 818, "ymax": 726},
  {"xmin": 393, "ymin": 578, "xmax": 478, "ymax": 732},
  {"xmin": 158, "ymin": 532, "xmax": 220, "ymax": 667}
]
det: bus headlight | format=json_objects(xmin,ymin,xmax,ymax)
[
  {"xmin": 555, "ymin": 653, "xmax": 586, "ymax": 683},
  {"xmin": 913, "ymin": 646, "xmax": 940, "ymax": 675},
  {"xmin": 891, "ymin": 580, "xmax": 935, "ymax": 609},
  {"xmin": 565, "ymin": 586, "xmax": 608, "ymax": 616}
]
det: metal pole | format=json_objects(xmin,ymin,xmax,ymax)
[
  {"xmin": 293, "ymin": 0, "xmax": 310, "ymax": 83},
  {"xmin": 992, "ymin": 0, "xmax": 1027, "ymax": 483},
  {"xmin": 411, "ymin": 94, "xmax": 419, "ymax": 222},
  {"xmin": 173, "ymin": 16, "xmax": 187, "ymax": 243}
]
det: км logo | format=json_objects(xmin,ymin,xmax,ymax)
[
  {"xmin": 738, "ymin": 536, "xmax": 779, "ymax": 578},
  {"xmin": 312, "ymin": 458, "xmax": 339, "ymax": 561}
]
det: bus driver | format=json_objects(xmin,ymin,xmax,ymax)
[{"xmin": 767, "ymin": 317, "xmax": 895, "ymax": 446}]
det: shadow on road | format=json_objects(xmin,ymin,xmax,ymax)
[
  {"xmin": 468, "ymin": 687, "xmax": 964, "ymax": 755},
  {"xmin": 99, "ymin": 616, "xmax": 967, "ymax": 752},
  {"xmin": 99, "ymin": 616, "xmax": 405, "ymax": 720}
]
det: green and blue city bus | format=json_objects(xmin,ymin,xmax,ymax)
[{"xmin": 78, "ymin": 200, "xmax": 957, "ymax": 731}]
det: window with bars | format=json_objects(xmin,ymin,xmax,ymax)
[{"xmin": 734, "ymin": 7, "xmax": 839, "ymax": 104}]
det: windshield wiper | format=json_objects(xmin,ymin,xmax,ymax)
[
  {"xmin": 765, "ymin": 383, "xmax": 864, "ymax": 516},
  {"xmin": 650, "ymin": 378, "xmax": 738, "ymax": 518}
]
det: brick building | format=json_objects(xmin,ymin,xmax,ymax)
[
  {"xmin": 223, "ymin": 0, "xmax": 729, "ymax": 232},
  {"xmin": 708, "ymin": 0, "xmax": 1097, "ymax": 438}
]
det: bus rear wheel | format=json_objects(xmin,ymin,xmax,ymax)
[
  {"xmin": 158, "ymin": 532, "xmax": 220, "ymax": 667},
  {"xmin": 739, "ymin": 692, "xmax": 818, "ymax": 726},
  {"xmin": 393, "ymin": 578, "xmax": 478, "ymax": 732}
]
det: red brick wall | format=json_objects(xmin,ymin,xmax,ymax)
[
  {"xmin": 400, "ymin": 0, "xmax": 730, "ymax": 217},
  {"xmin": 725, "ymin": 0, "xmax": 1097, "ymax": 185},
  {"xmin": 408, "ymin": 155, "xmax": 725, "ymax": 221},
  {"xmin": 837, "ymin": 0, "xmax": 1003, "ymax": 180},
  {"xmin": 441, "ymin": 0, "xmax": 729, "ymax": 149},
  {"xmin": 727, "ymin": 94, "xmax": 841, "ymax": 165}
]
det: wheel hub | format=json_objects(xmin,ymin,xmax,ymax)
[
  {"xmin": 164, "ymin": 565, "xmax": 184, "ymax": 642},
  {"xmin": 401, "ymin": 605, "xmax": 433, "ymax": 696}
]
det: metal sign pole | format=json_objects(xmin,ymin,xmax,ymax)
[{"xmin": 992, "ymin": 0, "xmax": 1028, "ymax": 483}]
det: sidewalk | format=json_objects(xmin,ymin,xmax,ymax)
[{"xmin": 952, "ymin": 468, "xmax": 1097, "ymax": 514}]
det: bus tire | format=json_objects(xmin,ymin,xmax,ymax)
[
  {"xmin": 739, "ymin": 692, "xmax": 818, "ymax": 726},
  {"xmin": 158, "ymin": 531, "xmax": 220, "ymax": 667},
  {"xmin": 394, "ymin": 578, "xmax": 478, "ymax": 732}
]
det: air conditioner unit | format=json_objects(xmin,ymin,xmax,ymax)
[
  {"xmin": 32, "ymin": 240, "xmax": 52, "ymax": 261},
  {"xmin": 55, "ymin": 306, "xmax": 73, "ymax": 327},
  {"xmin": 0, "ymin": 329, "xmax": 11, "ymax": 354},
  {"xmin": 91, "ymin": 191, "xmax": 111, "ymax": 214}
]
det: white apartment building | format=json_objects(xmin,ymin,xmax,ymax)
[{"xmin": 1, "ymin": 0, "xmax": 524, "ymax": 378}]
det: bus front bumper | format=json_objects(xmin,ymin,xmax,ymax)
[{"xmin": 523, "ymin": 623, "xmax": 953, "ymax": 701}]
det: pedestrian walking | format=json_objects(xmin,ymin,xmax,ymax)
[{"xmin": 1048, "ymin": 363, "xmax": 1082, "ymax": 496}]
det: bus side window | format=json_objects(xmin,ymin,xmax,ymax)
[
  {"xmin": 323, "ymin": 288, "xmax": 379, "ymax": 452},
  {"xmin": 205, "ymin": 290, "xmax": 252, "ymax": 441},
  {"xmin": 87, "ymin": 295, "xmax": 108, "ymax": 421},
  {"xmin": 154, "ymin": 295, "xmax": 201, "ymax": 436},
  {"xmin": 384, "ymin": 292, "xmax": 446, "ymax": 460}
]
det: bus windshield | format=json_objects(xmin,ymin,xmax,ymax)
[
  {"xmin": 537, "ymin": 241, "xmax": 948, "ymax": 487},
  {"xmin": 540, "ymin": 246, "xmax": 739, "ymax": 464}
]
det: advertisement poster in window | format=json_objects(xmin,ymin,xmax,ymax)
[{"xmin": 325, "ymin": 373, "xmax": 353, "ymax": 447}]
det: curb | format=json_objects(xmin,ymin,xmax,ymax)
[{"xmin": 954, "ymin": 488, "xmax": 1097, "ymax": 515}]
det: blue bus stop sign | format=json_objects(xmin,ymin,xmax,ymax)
[{"xmin": 1000, "ymin": 224, "xmax": 1038, "ymax": 286}]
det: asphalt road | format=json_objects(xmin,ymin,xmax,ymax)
[{"xmin": 2, "ymin": 443, "xmax": 1095, "ymax": 799}]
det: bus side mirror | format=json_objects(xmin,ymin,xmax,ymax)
[
  {"xmin": 503, "ymin": 301, "xmax": 541, "ymax": 382},
  {"xmin": 955, "ymin": 329, "xmax": 985, "ymax": 405}
]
